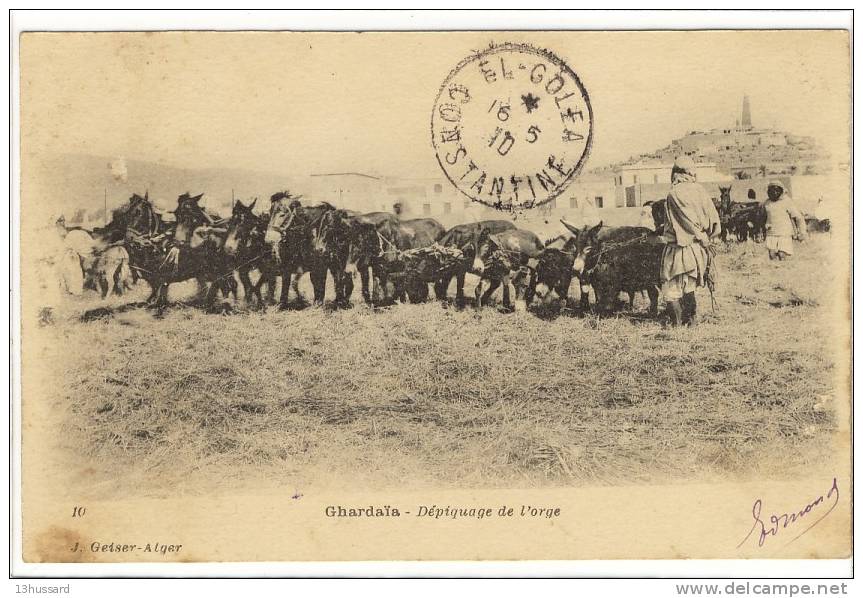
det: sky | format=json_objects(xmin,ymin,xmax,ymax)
[{"xmin": 20, "ymin": 30, "xmax": 850, "ymax": 179}]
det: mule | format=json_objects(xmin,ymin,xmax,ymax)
[
  {"xmin": 434, "ymin": 220, "xmax": 516, "ymax": 304},
  {"xmin": 224, "ymin": 199, "xmax": 285, "ymax": 307},
  {"xmin": 531, "ymin": 233, "xmax": 581, "ymax": 310},
  {"xmin": 340, "ymin": 214, "xmax": 385, "ymax": 305},
  {"xmin": 126, "ymin": 225, "xmax": 236, "ymax": 307},
  {"xmin": 376, "ymin": 217, "xmax": 446, "ymax": 303},
  {"xmin": 473, "ymin": 227, "xmax": 544, "ymax": 311},
  {"xmin": 131, "ymin": 192, "xmax": 234, "ymax": 306},
  {"xmin": 560, "ymin": 220, "xmax": 661, "ymax": 316},
  {"xmin": 264, "ymin": 193, "xmax": 343, "ymax": 307}
]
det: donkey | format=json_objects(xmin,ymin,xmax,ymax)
[
  {"xmin": 560, "ymin": 219, "xmax": 661, "ymax": 316},
  {"xmin": 473, "ymin": 227, "xmax": 544, "ymax": 311},
  {"xmin": 264, "ymin": 192, "xmax": 339, "ymax": 308},
  {"xmin": 224, "ymin": 199, "xmax": 284, "ymax": 308},
  {"xmin": 128, "ymin": 192, "xmax": 235, "ymax": 306},
  {"xmin": 125, "ymin": 226, "xmax": 236, "ymax": 307}
]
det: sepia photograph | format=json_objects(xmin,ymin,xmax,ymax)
[{"xmin": 11, "ymin": 10, "xmax": 853, "ymax": 574}]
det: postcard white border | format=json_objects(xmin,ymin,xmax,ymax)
[{"xmin": 6, "ymin": 7, "xmax": 856, "ymax": 583}]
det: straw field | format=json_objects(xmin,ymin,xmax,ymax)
[{"xmin": 33, "ymin": 234, "xmax": 843, "ymax": 497}]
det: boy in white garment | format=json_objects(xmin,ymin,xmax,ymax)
[{"xmin": 764, "ymin": 180, "xmax": 807, "ymax": 260}]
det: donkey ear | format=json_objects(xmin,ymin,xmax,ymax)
[
  {"xmin": 192, "ymin": 193, "xmax": 204, "ymax": 202},
  {"xmin": 145, "ymin": 190, "xmax": 149, "ymax": 201},
  {"xmin": 248, "ymin": 198, "xmax": 257, "ymax": 210},
  {"xmin": 560, "ymin": 218, "xmax": 580, "ymax": 237},
  {"xmin": 590, "ymin": 221, "xmax": 603, "ymax": 238}
]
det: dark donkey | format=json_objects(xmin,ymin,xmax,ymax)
[
  {"xmin": 376, "ymin": 217, "xmax": 446, "ymax": 303},
  {"xmin": 531, "ymin": 232, "xmax": 581, "ymax": 309},
  {"xmin": 71, "ymin": 191, "xmax": 168, "ymax": 255},
  {"xmin": 473, "ymin": 227, "xmax": 544, "ymax": 311},
  {"xmin": 340, "ymin": 213, "xmax": 385, "ymax": 305},
  {"xmin": 560, "ymin": 220, "xmax": 661, "ymax": 316},
  {"xmin": 264, "ymin": 193, "xmax": 346, "ymax": 307},
  {"xmin": 434, "ymin": 220, "xmax": 516, "ymax": 304},
  {"xmin": 71, "ymin": 192, "xmax": 169, "ymax": 295},
  {"xmin": 172, "ymin": 192, "xmax": 237, "ymax": 300},
  {"xmin": 97, "ymin": 191, "xmax": 170, "ymax": 243},
  {"xmin": 223, "ymin": 199, "xmax": 283, "ymax": 308},
  {"xmin": 126, "ymin": 192, "xmax": 235, "ymax": 306}
]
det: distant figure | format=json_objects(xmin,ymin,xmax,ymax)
[
  {"xmin": 660, "ymin": 157, "xmax": 722, "ymax": 327},
  {"xmin": 763, "ymin": 180, "xmax": 807, "ymax": 260},
  {"xmin": 52, "ymin": 215, "xmax": 96, "ymax": 295},
  {"xmin": 392, "ymin": 202, "xmax": 404, "ymax": 218}
]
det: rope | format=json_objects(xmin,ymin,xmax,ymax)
[
  {"xmin": 212, "ymin": 254, "xmax": 264, "ymax": 282},
  {"xmin": 129, "ymin": 264, "xmax": 159, "ymax": 276},
  {"xmin": 268, "ymin": 207, "xmax": 297, "ymax": 235},
  {"xmin": 377, "ymin": 231, "xmax": 405, "ymax": 258}
]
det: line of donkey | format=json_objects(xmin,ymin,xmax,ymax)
[
  {"xmin": 66, "ymin": 190, "xmax": 673, "ymax": 316},
  {"xmin": 66, "ymin": 185, "xmax": 825, "ymax": 317}
]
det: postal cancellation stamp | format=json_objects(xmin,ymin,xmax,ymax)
[{"xmin": 431, "ymin": 42, "xmax": 593, "ymax": 211}]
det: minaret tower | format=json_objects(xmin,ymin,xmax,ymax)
[{"xmin": 741, "ymin": 95, "xmax": 752, "ymax": 129}]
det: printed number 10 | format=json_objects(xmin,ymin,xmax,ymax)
[{"xmin": 72, "ymin": 506, "xmax": 86, "ymax": 517}]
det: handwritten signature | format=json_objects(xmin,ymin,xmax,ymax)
[{"xmin": 737, "ymin": 477, "xmax": 839, "ymax": 549}]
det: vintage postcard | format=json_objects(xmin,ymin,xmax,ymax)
[{"xmin": 13, "ymin": 19, "xmax": 852, "ymax": 573}]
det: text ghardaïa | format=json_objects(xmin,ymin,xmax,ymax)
[{"xmin": 324, "ymin": 504, "xmax": 561, "ymax": 520}]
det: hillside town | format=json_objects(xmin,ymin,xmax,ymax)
[{"xmin": 56, "ymin": 95, "xmax": 841, "ymax": 235}]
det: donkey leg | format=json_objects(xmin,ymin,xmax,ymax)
[
  {"xmin": 523, "ymin": 269, "xmax": 538, "ymax": 308},
  {"xmin": 158, "ymin": 283, "xmax": 170, "ymax": 307},
  {"xmin": 474, "ymin": 278, "xmax": 485, "ymax": 309},
  {"xmin": 145, "ymin": 280, "xmax": 159, "ymax": 304},
  {"xmin": 250, "ymin": 278, "xmax": 266, "ymax": 308},
  {"xmin": 434, "ymin": 276, "xmax": 450, "ymax": 301},
  {"xmin": 224, "ymin": 275, "xmax": 238, "ymax": 301},
  {"xmin": 336, "ymin": 262, "xmax": 351, "ymax": 305},
  {"xmin": 204, "ymin": 281, "xmax": 220, "ymax": 307},
  {"xmin": 194, "ymin": 277, "xmax": 208, "ymax": 303},
  {"xmin": 579, "ymin": 282, "xmax": 591, "ymax": 312},
  {"xmin": 331, "ymin": 267, "xmax": 345, "ymax": 305},
  {"xmin": 371, "ymin": 266, "xmax": 386, "ymax": 305},
  {"xmin": 263, "ymin": 270, "xmax": 276, "ymax": 304},
  {"xmin": 481, "ymin": 278, "xmax": 501, "ymax": 306},
  {"xmin": 455, "ymin": 271, "xmax": 467, "ymax": 305},
  {"xmin": 291, "ymin": 268, "xmax": 305, "ymax": 304},
  {"xmin": 359, "ymin": 267, "xmax": 370, "ymax": 304},
  {"xmin": 238, "ymin": 270, "xmax": 254, "ymax": 304},
  {"xmin": 310, "ymin": 267, "xmax": 327, "ymax": 305},
  {"xmin": 279, "ymin": 264, "xmax": 300, "ymax": 309},
  {"xmin": 500, "ymin": 275, "xmax": 512, "ymax": 311},
  {"xmin": 98, "ymin": 274, "xmax": 109, "ymax": 299},
  {"xmin": 279, "ymin": 269, "xmax": 292, "ymax": 308},
  {"xmin": 107, "ymin": 271, "xmax": 118, "ymax": 298},
  {"xmin": 112, "ymin": 261, "xmax": 127, "ymax": 296},
  {"xmin": 648, "ymin": 286, "xmax": 660, "ymax": 317}
]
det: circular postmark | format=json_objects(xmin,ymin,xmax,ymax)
[{"xmin": 431, "ymin": 43, "xmax": 593, "ymax": 211}]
